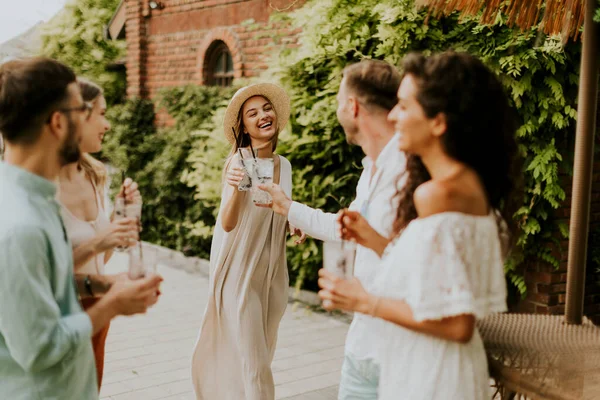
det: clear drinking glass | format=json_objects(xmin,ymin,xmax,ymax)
[
  {"xmin": 237, "ymin": 148, "xmax": 256, "ymax": 192},
  {"xmin": 113, "ymin": 197, "xmax": 127, "ymax": 251},
  {"xmin": 113, "ymin": 197, "xmax": 143, "ymax": 251},
  {"xmin": 323, "ymin": 240, "xmax": 357, "ymax": 279},
  {"xmin": 251, "ymin": 158, "xmax": 274, "ymax": 205},
  {"xmin": 128, "ymin": 244, "xmax": 158, "ymax": 280},
  {"xmin": 125, "ymin": 202, "xmax": 142, "ymax": 223}
]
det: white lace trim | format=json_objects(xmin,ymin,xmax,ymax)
[{"xmin": 379, "ymin": 212, "xmax": 507, "ymax": 321}]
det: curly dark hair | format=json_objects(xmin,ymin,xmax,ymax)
[{"xmin": 393, "ymin": 51, "xmax": 523, "ymax": 253}]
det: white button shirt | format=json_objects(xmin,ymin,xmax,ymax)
[{"xmin": 288, "ymin": 133, "xmax": 406, "ymax": 361}]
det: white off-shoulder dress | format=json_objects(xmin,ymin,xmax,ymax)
[{"xmin": 373, "ymin": 212, "xmax": 507, "ymax": 400}]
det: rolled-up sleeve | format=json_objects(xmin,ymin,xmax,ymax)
[{"xmin": 0, "ymin": 226, "xmax": 92, "ymax": 373}]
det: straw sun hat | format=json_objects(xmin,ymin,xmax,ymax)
[{"xmin": 223, "ymin": 83, "xmax": 290, "ymax": 145}]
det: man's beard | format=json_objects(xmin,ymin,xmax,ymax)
[{"xmin": 59, "ymin": 117, "xmax": 81, "ymax": 166}]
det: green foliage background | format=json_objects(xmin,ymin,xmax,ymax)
[
  {"xmin": 111, "ymin": 0, "xmax": 584, "ymax": 294},
  {"xmin": 40, "ymin": 0, "xmax": 126, "ymax": 105},
  {"xmin": 180, "ymin": 0, "xmax": 587, "ymax": 294},
  {"xmin": 263, "ymin": 0, "xmax": 581, "ymax": 293},
  {"xmin": 40, "ymin": 0, "xmax": 594, "ymax": 296},
  {"xmin": 102, "ymin": 86, "xmax": 236, "ymax": 258}
]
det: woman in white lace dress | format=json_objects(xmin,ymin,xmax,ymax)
[{"xmin": 318, "ymin": 51, "xmax": 523, "ymax": 400}]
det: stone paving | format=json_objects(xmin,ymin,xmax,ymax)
[{"xmin": 99, "ymin": 251, "xmax": 348, "ymax": 400}]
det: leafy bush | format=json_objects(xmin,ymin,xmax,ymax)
[
  {"xmin": 40, "ymin": 0, "xmax": 126, "ymax": 105},
  {"xmin": 102, "ymin": 86, "xmax": 235, "ymax": 258},
  {"xmin": 157, "ymin": 85, "xmax": 237, "ymax": 257},
  {"xmin": 261, "ymin": 0, "xmax": 581, "ymax": 293},
  {"xmin": 103, "ymin": 0, "xmax": 585, "ymax": 296},
  {"xmin": 181, "ymin": 101, "xmax": 234, "ymax": 249}
]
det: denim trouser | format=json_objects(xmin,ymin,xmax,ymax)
[{"xmin": 338, "ymin": 354, "xmax": 380, "ymax": 400}]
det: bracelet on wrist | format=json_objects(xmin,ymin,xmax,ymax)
[
  {"xmin": 84, "ymin": 275, "xmax": 94, "ymax": 297},
  {"xmin": 369, "ymin": 296, "xmax": 381, "ymax": 317}
]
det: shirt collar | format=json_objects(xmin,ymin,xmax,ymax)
[
  {"xmin": 361, "ymin": 133, "xmax": 401, "ymax": 169},
  {"xmin": 0, "ymin": 162, "xmax": 57, "ymax": 200},
  {"xmin": 376, "ymin": 133, "xmax": 400, "ymax": 169}
]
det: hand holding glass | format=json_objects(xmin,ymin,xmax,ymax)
[{"xmin": 251, "ymin": 158, "xmax": 274, "ymax": 205}]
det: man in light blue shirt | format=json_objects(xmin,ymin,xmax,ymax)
[{"xmin": 0, "ymin": 57, "xmax": 163, "ymax": 399}]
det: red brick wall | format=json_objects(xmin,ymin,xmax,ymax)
[
  {"xmin": 124, "ymin": 0, "xmax": 303, "ymax": 108},
  {"xmin": 518, "ymin": 79, "xmax": 600, "ymax": 324},
  {"xmin": 125, "ymin": 0, "xmax": 149, "ymax": 98}
]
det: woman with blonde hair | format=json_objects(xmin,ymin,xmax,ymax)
[
  {"xmin": 57, "ymin": 77, "xmax": 141, "ymax": 389},
  {"xmin": 191, "ymin": 83, "xmax": 305, "ymax": 400}
]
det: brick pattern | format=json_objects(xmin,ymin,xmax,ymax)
[
  {"xmin": 518, "ymin": 82, "xmax": 600, "ymax": 324},
  {"xmin": 125, "ymin": 0, "xmax": 148, "ymax": 98},
  {"xmin": 143, "ymin": 23, "xmax": 299, "ymax": 99},
  {"xmin": 125, "ymin": 0, "xmax": 304, "ymax": 103},
  {"xmin": 125, "ymin": 0, "xmax": 303, "ymax": 128},
  {"xmin": 196, "ymin": 27, "xmax": 243, "ymax": 85},
  {"xmin": 149, "ymin": 1, "xmax": 274, "ymax": 36},
  {"xmin": 146, "ymin": 0, "xmax": 304, "ymax": 20}
]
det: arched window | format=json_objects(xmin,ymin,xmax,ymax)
[{"xmin": 204, "ymin": 41, "xmax": 234, "ymax": 87}]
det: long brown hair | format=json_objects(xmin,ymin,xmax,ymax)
[
  {"xmin": 393, "ymin": 52, "xmax": 523, "ymax": 255},
  {"xmin": 77, "ymin": 77, "xmax": 106, "ymax": 192},
  {"xmin": 394, "ymin": 154, "xmax": 431, "ymax": 233}
]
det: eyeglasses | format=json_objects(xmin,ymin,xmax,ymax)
[{"xmin": 46, "ymin": 102, "xmax": 93, "ymax": 123}]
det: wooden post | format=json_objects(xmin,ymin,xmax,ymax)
[{"xmin": 565, "ymin": 0, "xmax": 600, "ymax": 325}]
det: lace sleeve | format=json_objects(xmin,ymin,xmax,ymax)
[{"xmin": 406, "ymin": 216, "xmax": 507, "ymax": 322}]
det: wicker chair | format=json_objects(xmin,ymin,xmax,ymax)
[{"xmin": 478, "ymin": 313, "xmax": 600, "ymax": 399}]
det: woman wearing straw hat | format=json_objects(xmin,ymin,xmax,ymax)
[{"xmin": 191, "ymin": 83, "xmax": 305, "ymax": 400}]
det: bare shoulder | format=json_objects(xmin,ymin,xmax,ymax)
[{"xmin": 413, "ymin": 180, "xmax": 456, "ymax": 218}]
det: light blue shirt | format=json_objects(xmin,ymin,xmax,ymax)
[{"xmin": 0, "ymin": 162, "xmax": 98, "ymax": 399}]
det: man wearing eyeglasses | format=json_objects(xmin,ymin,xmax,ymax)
[{"xmin": 0, "ymin": 57, "xmax": 163, "ymax": 399}]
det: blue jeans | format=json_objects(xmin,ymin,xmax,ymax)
[{"xmin": 338, "ymin": 355, "xmax": 380, "ymax": 400}]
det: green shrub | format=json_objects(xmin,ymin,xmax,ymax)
[
  {"xmin": 103, "ymin": 0, "xmax": 585, "ymax": 296},
  {"xmin": 158, "ymin": 85, "xmax": 237, "ymax": 257},
  {"xmin": 264, "ymin": 0, "xmax": 581, "ymax": 293},
  {"xmin": 40, "ymin": 0, "xmax": 126, "ymax": 106},
  {"xmin": 102, "ymin": 86, "xmax": 236, "ymax": 258},
  {"xmin": 181, "ymin": 100, "xmax": 234, "ymax": 250}
]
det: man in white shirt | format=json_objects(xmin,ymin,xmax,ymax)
[{"xmin": 260, "ymin": 60, "xmax": 405, "ymax": 399}]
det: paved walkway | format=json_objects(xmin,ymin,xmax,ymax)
[{"xmin": 99, "ymin": 252, "xmax": 348, "ymax": 400}]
